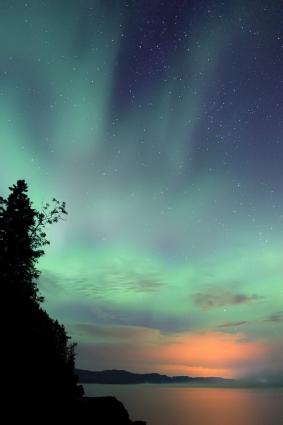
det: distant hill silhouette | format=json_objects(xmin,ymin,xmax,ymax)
[{"xmin": 76, "ymin": 369, "xmax": 235, "ymax": 385}]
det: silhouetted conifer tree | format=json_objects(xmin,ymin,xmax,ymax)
[
  {"xmin": 0, "ymin": 180, "xmax": 67, "ymax": 305},
  {"xmin": 1, "ymin": 180, "xmax": 83, "ymax": 418}
]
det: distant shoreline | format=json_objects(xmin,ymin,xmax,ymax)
[
  {"xmin": 76, "ymin": 369, "xmax": 283, "ymax": 388},
  {"xmin": 84, "ymin": 382, "xmax": 283, "ymax": 389},
  {"xmin": 76, "ymin": 368, "xmax": 235, "ymax": 385}
]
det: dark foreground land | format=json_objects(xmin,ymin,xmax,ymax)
[
  {"xmin": 2, "ymin": 181, "xmax": 145, "ymax": 425},
  {"xmin": 8, "ymin": 395, "xmax": 146, "ymax": 424},
  {"xmin": 74, "ymin": 396, "xmax": 146, "ymax": 424}
]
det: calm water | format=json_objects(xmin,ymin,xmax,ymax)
[{"xmin": 84, "ymin": 384, "xmax": 283, "ymax": 425}]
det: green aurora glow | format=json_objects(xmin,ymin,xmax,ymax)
[{"xmin": 1, "ymin": 1, "xmax": 282, "ymax": 378}]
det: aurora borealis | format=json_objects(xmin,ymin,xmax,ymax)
[{"xmin": 1, "ymin": 0, "xmax": 283, "ymax": 380}]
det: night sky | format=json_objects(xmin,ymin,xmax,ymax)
[{"xmin": 1, "ymin": 0, "xmax": 283, "ymax": 380}]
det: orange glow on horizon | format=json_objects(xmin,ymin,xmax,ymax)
[
  {"xmin": 143, "ymin": 330, "xmax": 269, "ymax": 378},
  {"xmin": 78, "ymin": 325, "xmax": 275, "ymax": 379},
  {"xmin": 156, "ymin": 365, "xmax": 235, "ymax": 378}
]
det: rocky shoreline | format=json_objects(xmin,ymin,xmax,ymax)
[
  {"xmin": 77, "ymin": 396, "xmax": 146, "ymax": 424},
  {"xmin": 9, "ymin": 395, "xmax": 146, "ymax": 424}
]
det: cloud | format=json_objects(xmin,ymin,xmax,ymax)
[
  {"xmin": 218, "ymin": 311, "xmax": 283, "ymax": 329},
  {"xmin": 240, "ymin": 340, "xmax": 283, "ymax": 385},
  {"xmin": 87, "ymin": 258, "xmax": 168, "ymax": 296},
  {"xmin": 66, "ymin": 302, "xmax": 194, "ymax": 333},
  {"xmin": 40, "ymin": 264, "xmax": 167, "ymax": 300},
  {"xmin": 39, "ymin": 271, "xmax": 66, "ymax": 294},
  {"xmin": 71, "ymin": 323, "xmax": 158, "ymax": 342},
  {"xmin": 218, "ymin": 321, "xmax": 249, "ymax": 328},
  {"xmin": 193, "ymin": 287, "xmax": 263, "ymax": 309},
  {"xmin": 263, "ymin": 311, "xmax": 283, "ymax": 323}
]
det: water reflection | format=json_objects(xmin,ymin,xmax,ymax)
[{"xmin": 84, "ymin": 384, "xmax": 283, "ymax": 425}]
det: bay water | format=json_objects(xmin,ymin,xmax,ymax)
[{"xmin": 84, "ymin": 384, "xmax": 283, "ymax": 425}]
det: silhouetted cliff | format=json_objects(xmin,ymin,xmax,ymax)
[{"xmin": 2, "ymin": 181, "xmax": 146, "ymax": 424}]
